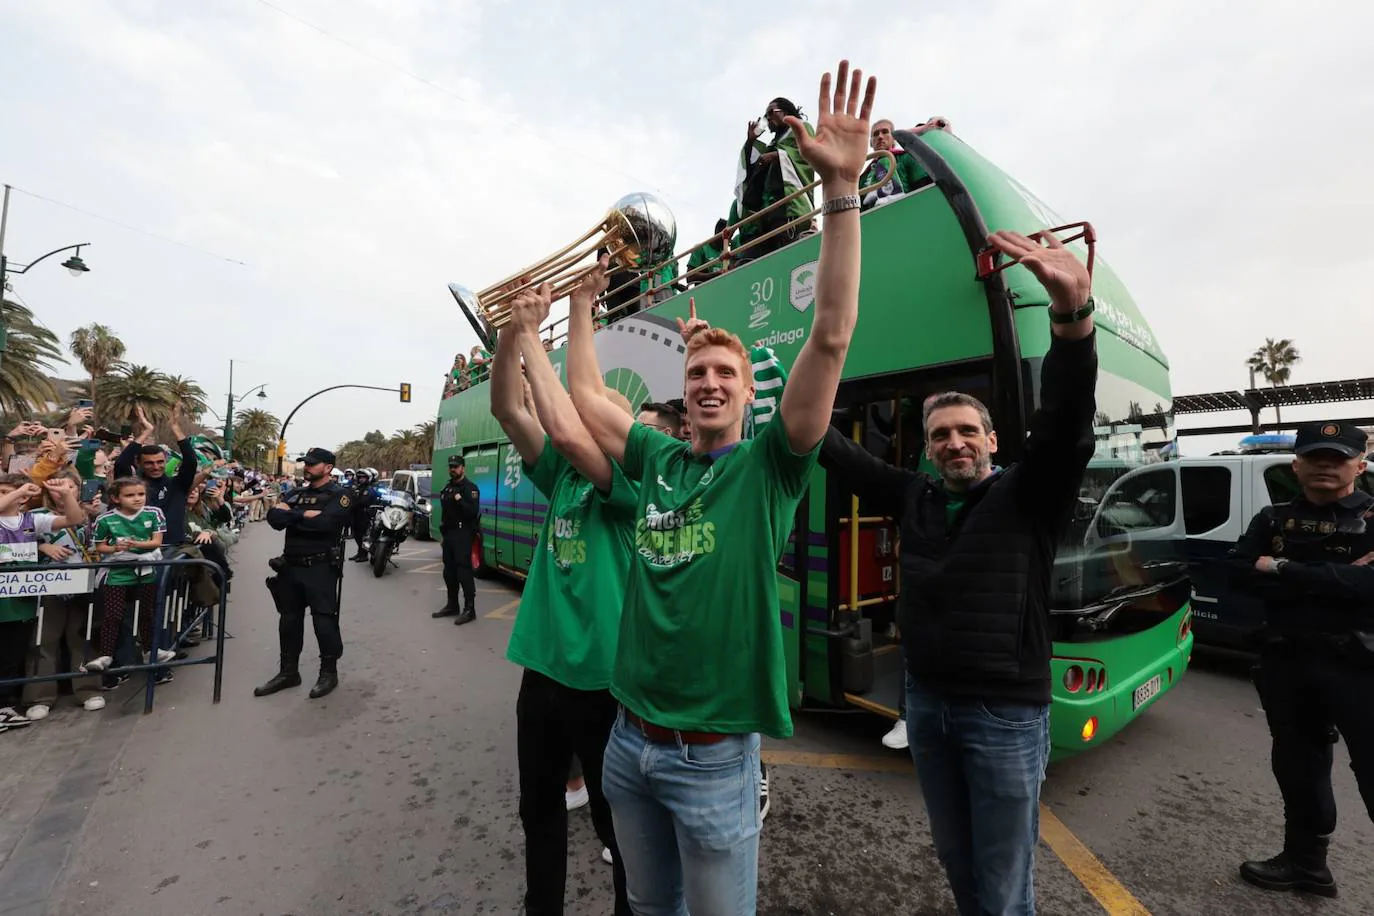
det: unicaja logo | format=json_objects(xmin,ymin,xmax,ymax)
[{"xmin": 748, "ymin": 301, "xmax": 771, "ymax": 330}]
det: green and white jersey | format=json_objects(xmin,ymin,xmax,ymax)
[{"xmin": 93, "ymin": 508, "xmax": 165, "ymax": 585}]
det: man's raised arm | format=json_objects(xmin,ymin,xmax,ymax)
[
  {"xmin": 509, "ymin": 282, "xmax": 614, "ymax": 491},
  {"xmin": 778, "ymin": 61, "xmax": 876, "ymax": 453},
  {"xmin": 567, "ymin": 258, "xmax": 633, "ymax": 464},
  {"xmin": 489, "ymin": 315, "xmax": 546, "ymax": 466}
]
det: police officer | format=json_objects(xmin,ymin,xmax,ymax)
[
  {"xmin": 432, "ymin": 454, "xmax": 480, "ymax": 625},
  {"xmin": 255, "ymin": 447, "xmax": 353, "ymax": 700},
  {"xmin": 348, "ymin": 468, "xmax": 375, "ymax": 562},
  {"xmin": 1231, "ymin": 421, "xmax": 1374, "ymax": 898}
]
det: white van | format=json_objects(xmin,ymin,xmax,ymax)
[
  {"xmin": 388, "ymin": 469, "xmax": 434, "ymax": 540},
  {"xmin": 1093, "ymin": 452, "xmax": 1374, "ymax": 649}
]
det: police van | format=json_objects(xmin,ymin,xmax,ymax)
[
  {"xmin": 1086, "ymin": 435, "xmax": 1374, "ymax": 649},
  {"xmin": 388, "ymin": 467, "xmax": 434, "ymax": 541}
]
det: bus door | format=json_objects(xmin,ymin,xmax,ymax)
[{"xmin": 464, "ymin": 445, "xmax": 500, "ymax": 570}]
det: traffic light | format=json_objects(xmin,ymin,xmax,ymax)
[
  {"xmin": 277, "ymin": 440, "xmax": 287, "ymax": 458},
  {"xmin": 399, "ymin": 382, "xmax": 412, "ymax": 403}
]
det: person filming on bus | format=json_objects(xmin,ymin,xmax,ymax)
[
  {"xmin": 1229, "ymin": 420, "xmax": 1374, "ymax": 900},
  {"xmin": 819, "ymin": 230, "xmax": 1097, "ymax": 916},
  {"xmin": 568, "ymin": 59, "xmax": 875, "ymax": 915}
]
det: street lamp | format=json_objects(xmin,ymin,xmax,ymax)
[
  {"xmin": 222, "ymin": 358, "xmax": 269, "ymax": 459},
  {"xmin": 0, "ymin": 184, "xmax": 92, "ymax": 362}
]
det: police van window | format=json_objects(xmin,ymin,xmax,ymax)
[
  {"xmin": 1265, "ymin": 463, "xmax": 1374, "ymax": 502},
  {"xmin": 418, "ymin": 476, "xmax": 433, "ymax": 498},
  {"xmin": 1096, "ymin": 467, "xmax": 1177, "ymax": 538},
  {"xmin": 1180, "ymin": 466, "xmax": 1231, "ymax": 534}
]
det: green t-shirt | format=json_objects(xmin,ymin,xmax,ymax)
[
  {"xmin": 505, "ymin": 439, "xmax": 639, "ymax": 691},
  {"xmin": 93, "ymin": 508, "xmax": 165, "ymax": 585},
  {"xmin": 614, "ymin": 414, "xmax": 818, "ymax": 738}
]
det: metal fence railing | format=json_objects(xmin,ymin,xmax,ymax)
[{"xmin": 0, "ymin": 556, "xmax": 228, "ymax": 713}]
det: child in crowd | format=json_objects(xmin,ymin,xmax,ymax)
[
  {"xmin": 0, "ymin": 473, "xmax": 85, "ymax": 732},
  {"xmin": 83, "ymin": 477, "xmax": 173, "ymax": 674},
  {"xmin": 25, "ymin": 470, "xmax": 105, "ymax": 719}
]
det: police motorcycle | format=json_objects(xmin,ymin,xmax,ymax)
[{"xmin": 367, "ymin": 479, "xmax": 414, "ymax": 578}]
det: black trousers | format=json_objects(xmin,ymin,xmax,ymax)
[
  {"xmin": 516, "ymin": 669, "xmax": 628, "ymax": 916},
  {"xmin": 1254, "ymin": 643, "xmax": 1374, "ymax": 845},
  {"xmin": 0, "ymin": 619, "xmax": 33, "ymax": 708},
  {"xmin": 351, "ymin": 508, "xmax": 369, "ymax": 552},
  {"xmin": 440, "ymin": 528, "xmax": 475, "ymax": 610},
  {"xmin": 269, "ymin": 563, "xmax": 343, "ymax": 663}
]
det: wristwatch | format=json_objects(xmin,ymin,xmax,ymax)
[
  {"xmin": 1048, "ymin": 296, "xmax": 1095, "ymax": 324},
  {"xmin": 1272, "ymin": 558, "xmax": 1289, "ymax": 575},
  {"xmin": 822, "ymin": 194, "xmax": 861, "ymax": 215}
]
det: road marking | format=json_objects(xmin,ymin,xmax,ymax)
[
  {"xmin": 762, "ymin": 749, "xmax": 909, "ymax": 773},
  {"xmin": 485, "ymin": 598, "xmax": 520, "ymax": 620},
  {"xmin": 1039, "ymin": 806, "xmax": 1151, "ymax": 915},
  {"xmin": 764, "ymin": 751, "xmax": 1152, "ymax": 915}
]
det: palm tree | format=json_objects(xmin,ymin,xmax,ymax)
[
  {"xmin": 68, "ymin": 323, "xmax": 126, "ymax": 418},
  {"xmin": 0, "ymin": 299, "xmax": 61, "ymax": 416},
  {"xmin": 164, "ymin": 375, "xmax": 209, "ymax": 422},
  {"xmin": 1247, "ymin": 338, "xmax": 1301, "ymax": 426},
  {"xmin": 414, "ymin": 420, "xmax": 436, "ymax": 458},
  {"xmin": 97, "ymin": 364, "xmax": 174, "ymax": 426},
  {"xmin": 232, "ymin": 408, "xmax": 280, "ymax": 468}
]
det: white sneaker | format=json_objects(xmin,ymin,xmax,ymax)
[
  {"xmin": 153, "ymin": 649, "xmax": 176, "ymax": 664},
  {"xmin": 601, "ymin": 846, "xmax": 614, "ymax": 865},
  {"xmin": 24, "ymin": 704, "xmax": 50, "ymax": 721},
  {"xmin": 82, "ymin": 656, "xmax": 113, "ymax": 673},
  {"xmin": 83, "ymin": 696, "xmax": 106, "ymax": 711},
  {"xmin": 759, "ymin": 762, "xmax": 771, "ymax": 822},
  {"xmin": 565, "ymin": 785, "xmax": 589, "ymax": 811},
  {"xmin": 881, "ymin": 717, "xmax": 909, "ymax": 750}
]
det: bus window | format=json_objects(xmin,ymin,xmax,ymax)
[
  {"xmin": 1096, "ymin": 467, "xmax": 1178, "ymax": 539},
  {"xmin": 1180, "ymin": 466, "xmax": 1232, "ymax": 535}
]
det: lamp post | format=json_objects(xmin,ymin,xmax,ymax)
[
  {"xmin": 222, "ymin": 358, "xmax": 268, "ymax": 459},
  {"xmin": 0, "ymin": 184, "xmax": 92, "ymax": 366}
]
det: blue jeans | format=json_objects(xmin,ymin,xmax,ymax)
[
  {"xmin": 601, "ymin": 708, "xmax": 761, "ymax": 915},
  {"xmin": 905, "ymin": 676, "xmax": 1050, "ymax": 916}
]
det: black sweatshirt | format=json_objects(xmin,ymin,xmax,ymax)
[
  {"xmin": 820, "ymin": 331, "xmax": 1099, "ymax": 704},
  {"xmin": 113, "ymin": 437, "xmax": 199, "ymax": 545}
]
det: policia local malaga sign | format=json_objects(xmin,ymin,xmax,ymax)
[{"xmin": 0, "ymin": 544, "xmax": 95, "ymax": 596}]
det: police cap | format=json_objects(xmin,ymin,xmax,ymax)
[
  {"xmin": 1294, "ymin": 421, "xmax": 1369, "ymax": 459},
  {"xmin": 448, "ymin": 454, "xmax": 466, "ymax": 468},
  {"xmin": 302, "ymin": 447, "xmax": 337, "ymax": 466}
]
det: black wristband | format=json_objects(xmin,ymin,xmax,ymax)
[{"xmin": 1048, "ymin": 296, "xmax": 1095, "ymax": 325}]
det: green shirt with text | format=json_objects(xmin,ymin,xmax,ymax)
[
  {"xmin": 505, "ymin": 439, "xmax": 639, "ymax": 691},
  {"xmin": 614, "ymin": 415, "xmax": 817, "ymax": 738}
]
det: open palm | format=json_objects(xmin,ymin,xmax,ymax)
[{"xmin": 788, "ymin": 60, "xmax": 877, "ymax": 186}]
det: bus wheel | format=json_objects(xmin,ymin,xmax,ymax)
[{"xmin": 472, "ymin": 533, "xmax": 490, "ymax": 578}]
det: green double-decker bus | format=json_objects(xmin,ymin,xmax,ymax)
[{"xmin": 433, "ymin": 129, "xmax": 1193, "ymax": 760}]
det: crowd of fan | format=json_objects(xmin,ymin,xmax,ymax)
[{"xmin": 0, "ymin": 402, "xmax": 291, "ymax": 734}]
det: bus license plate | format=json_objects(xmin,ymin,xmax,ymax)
[{"xmin": 1132, "ymin": 675, "xmax": 1162, "ymax": 711}]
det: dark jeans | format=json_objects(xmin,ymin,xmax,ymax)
[
  {"xmin": 1254, "ymin": 643, "xmax": 1374, "ymax": 845},
  {"xmin": 516, "ymin": 669, "xmax": 628, "ymax": 916},
  {"xmin": 440, "ymin": 528, "xmax": 475, "ymax": 610},
  {"xmin": 0, "ymin": 619, "xmax": 34, "ymax": 708},
  {"xmin": 906, "ymin": 676, "xmax": 1050, "ymax": 916}
]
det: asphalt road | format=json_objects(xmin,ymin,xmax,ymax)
[{"xmin": 1, "ymin": 525, "xmax": 1371, "ymax": 916}]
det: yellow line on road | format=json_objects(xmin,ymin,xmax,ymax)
[
  {"xmin": 762, "ymin": 749, "xmax": 910, "ymax": 773},
  {"xmin": 484, "ymin": 598, "xmax": 520, "ymax": 620},
  {"xmin": 764, "ymin": 750, "xmax": 1151, "ymax": 915},
  {"xmin": 1038, "ymin": 805, "xmax": 1151, "ymax": 915}
]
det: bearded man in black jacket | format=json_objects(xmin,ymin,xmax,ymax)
[{"xmin": 820, "ymin": 229, "xmax": 1097, "ymax": 916}]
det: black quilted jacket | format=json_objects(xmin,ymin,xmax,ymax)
[{"xmin": 820, "ymin": 332, "xmax": 1098, "ymax": 704}]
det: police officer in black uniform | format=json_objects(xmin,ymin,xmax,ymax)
[
  {"xmin": 431, "ymin": 454, "xmax": 480, "ymax": 625},
  {"xmin": 348, "ymin": 468, "xmax": 375, "ymax": 562},
  {"xmin": 255, "ymin": 447, "xmax": 353, "ymax": 699},
  {"xmin": 1231, "ymin": 421, "xmax": 1374, "ymax": 898}
]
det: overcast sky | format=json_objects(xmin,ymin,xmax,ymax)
[{"xmin": 3, "ymin": 0, "xmax": 1371, "ymax": 459}]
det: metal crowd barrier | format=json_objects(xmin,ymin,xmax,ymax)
[{"xmin": 0, "ymin": 556, "xmax": 228, "ymax": 714}]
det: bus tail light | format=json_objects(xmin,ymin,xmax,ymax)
[
  {"xmin": 1085, "ymin": 668, "xmax": 1098, "ymax": 692},
  {"xmin": 1063, "ymin": 665, "xmax": 1084, "ymax": 693},
  {"xmin": 1178, "ymin": 613, "xmax": 1193, "ymax": 643},
  {"xmin": 1081, "ymin": 717, "xmax": 1098, "ymax": 741}
]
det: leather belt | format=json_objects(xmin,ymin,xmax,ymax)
[
  {"xmin": 623, "ymin": 709, "xmax": 731, "ymax": 746},
  {"xmin": 283, "ymin": 552, "xmax": 331, "ymax": 567}
]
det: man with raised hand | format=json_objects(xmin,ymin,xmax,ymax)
[
  {"xmin": 568, "ymin": 59, "xmax": 875, "ymax": 916},
  {"xmin": 489, "ymin": 283, "xmax": 640, "ymax": 916}
]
